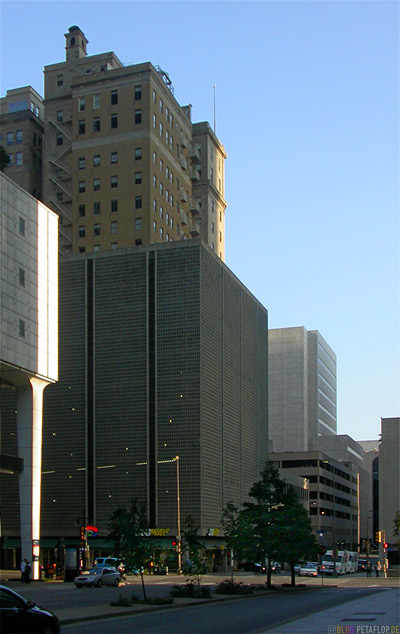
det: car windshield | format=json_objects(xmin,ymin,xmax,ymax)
[{"xmin": 87, "ymin": 569, "xmax": 101, "ymax": 575}]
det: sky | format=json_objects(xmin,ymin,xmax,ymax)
[{"xmin": 1, "ymin": 1, "xmax": 398, "ymax": 442}]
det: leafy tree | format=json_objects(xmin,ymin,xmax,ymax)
[
  {"xmin": 393, "ymin": 510, "xmax": 400, "ymax": 548},
  {"xmin": 271, "ymin": 486, "xmax": 318, "ymax": 586},
  {"xmin": 108, "ymin": 498, "xmax": 153, "ymax": 600},
  {"xmin": 0, "ymin": 145, "xmax": 10, "ymax": 171},
  {"xmin": 221, "ymin": 501, "xmax": 258, "ymax": 581},
  {"xmin": 241, "ymin": 460, "xmax": 288, "ymax": 588},
  {"xmin": 182, "ymin": 515, "xmax": 207, "ymax": 589}
]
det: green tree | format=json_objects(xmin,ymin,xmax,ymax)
[
  {"xmin": 0, "ymin": 145, "xmax": 10, "ymax": 171},
  {"xmin": 182, "ymin": 515, "xmax": 207, "ymax": 589},
  {"xmin": 393, "ymin": 510, "xmax": 400, "ymax": 548},
  {"xmin": 271, "ymin": 486, "xmax": 318, "ymax": 586},
  {"xmin": 241, "ymin": 460, "xmax": 287, "ymax": 588},
  {"xmin": 221, "ymin": 501, "xmax": 254, "ymax": 581},
  {"xmin": 108, "ymin": 498, "xmax": 153, "ymax": 600}
]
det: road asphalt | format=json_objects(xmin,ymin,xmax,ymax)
[{"xmin": 1, "ymin": 569, "xmax": 399, "ymax": 632}]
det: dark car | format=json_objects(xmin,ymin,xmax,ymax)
[{"xmin": 0, "ymin": 585, "xmax": 60, "ymax": 633}]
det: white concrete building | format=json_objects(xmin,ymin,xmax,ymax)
[{"xmin": 0, "ymin": 172, "xmax": 58, "ymax": 579}]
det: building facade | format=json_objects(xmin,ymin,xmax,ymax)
[
  {"xmin": 272, "ymin": 451, "xmax": 359, "ymax": 550},
  {"xmin": 43, "ymin": 26, "xmax": 227, "ymax": 258},
  {"xmin": 0, "ymin": 172, "xmax": 58, "ymax": 577},
  {"xmin": 1, "ymin": 240, "xmax": 268, "ymax": 558},
  {"xmin": 268, "ymin": 326, "xmax": 337, "ymax": 453},
  {"xmin": 379, "ymin": 417, "xmax": 400, "ymax": 547},
  {"xmin": 0, "ymin": 86, "xmax": 44, "ymax": 200}
]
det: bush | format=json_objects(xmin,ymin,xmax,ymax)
[
  {"xmin": 215, "ymin": 580, "xmax": 254, "ymax": 595},
  {"xmin": 110, "ymin": 593, "xmax": 173, "ymax": 606},
  {"xmin": 170, "ymin": 583, "xmax": 212, "ymax": 599}
]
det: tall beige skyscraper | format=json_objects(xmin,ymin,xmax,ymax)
[{"xmin": 43, "ymin": 26, "xmax": 227, "ymax": 257}]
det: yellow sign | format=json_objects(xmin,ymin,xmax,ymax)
[{"xmin": 149, "ymin": 528, "xmax": 170, "ymax": 537}]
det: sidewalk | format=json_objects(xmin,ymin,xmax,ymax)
[{"xmin": 266, "ymin": 587, "xmax": 400, "ymax": 633}]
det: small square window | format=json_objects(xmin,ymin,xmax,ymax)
[
  {"xmin": 79, "ymin": 205, "xmax": 85, "ymax": 217},
  {"xmin": 111, "ymin": 221, "xmax": 118, "ymax": 234},
  {"xmin": 111, "ymin": 90, "xmax": 118, "ymax": 105},
  {"xmin": 111, "ymin": 176, "xmax": 118, "ymax": 188},
  {"xmin": 93, "ymin": 179, "xmax": 100, "ymax": 191},
  {"xmin": 94, "ymin": 223, "xmax": 100, "ymax": 236},
  {"xmin": 93, "ymin": 154, "xmax": 101, "ymax": 167},
  {"xmin": 93, "ymin": 202, "xmax": 101, "ymax": 215},
  {"xmin": 135, "ymin": 217, "xmax": 142, "ymax": 231},
  {"xmin": 135, "ymin": 172, "xmax": 142, "ymax": 184},
  {"xmin": 110, "ymin": 152, "xmax": 118, "ymax": 164},
  {"xmin": 93, "ymin": 245, "xmax": 100, "ymax": 252},
  {"xmin": 79, "ymin": 246, "xmax": 85, "ymax": 253},
  {"xmin": 111, "ymin": 199, "xmax": 118, "ymax": 212},
  {"xmin": 57, "ymin": 74, "xmax": 63, "ymax": 86},
  {"xmin": 111, "ymin": 114, "xmax": 118, "ymax": 129},
  {"xmin": 79, "ymin": 225, "xmax": 86, "ymax": 238},
  {"xmin": 56, "ymin": 110, "xmax": 63, "ymax": 122},
  {"xmin": 19, "ymin": 319, "xmax": 25, "ymax": 338},
  {"xmin": 135, "ymin": 147, "xmax": 142, "ymax": 160},
  {"xmin": 79, "ymin": 157, "xmax": 85, "ymax": 169},
  {"xmin": 135, "ymin": 239, "xmax": 142, "ymax": 246},
  {"xmin": 93, "ymin": 118, "xmax": 100, "ymax": 132},
  {"xmin": 19, "ymin": 268, "xmax": 25, "ymax": 286},
  {"xmin": 134, "ymin": 85, "xmax": 142, "ymax": 100},
  {"xmin": 135, "ymin": 196, "xmax": 142, "ymax": 209},
  {"xmin": 135, "ymin": 110, "xmax": 142, "ymax": 124},
  {"xmin": 56, "ymin": 133, "xmax": 63, "ymax": 145},
  {"xmin": 111, "ymin": 242, "xmax": 118, "ymax": 249},
  {"xmin": 79, "ymin": 181, "xmax": 86, "ymax": 193}
]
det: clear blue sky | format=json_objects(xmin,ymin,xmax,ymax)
[{"xmin": 1, "ymin": 1, "xmax": 398, "ymax": 441}]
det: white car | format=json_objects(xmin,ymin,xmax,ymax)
[
  {"xmin": 74, "ymin": 567, "xmax": 121, "ymax": 588},
  {"xmin": 299, "ymin": 564, "xmax": 318, "ymax": 577}
]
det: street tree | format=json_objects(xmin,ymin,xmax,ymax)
[
  {"xmin": 0, "ymin": 145, "xmax": 10, "ymax": 171},
  {"xmin": 108, "ymin": 498, "xmax": 153, "ymax": 600},
  {"xmin": 221, "ymin": 501, "xmax": 254, "ymax": 581},
  {"xmin": 182, "ymin": 514, "xmax": 207, "ymax": 589}
]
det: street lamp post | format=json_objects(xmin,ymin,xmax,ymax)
[{"xmin": 175, "ymin": 456, "xmax": 182, "ymax": 574}]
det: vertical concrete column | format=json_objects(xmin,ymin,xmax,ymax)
[{"xmin": 17, "ymin": 377, "xmax": 50, "ymax": 581}]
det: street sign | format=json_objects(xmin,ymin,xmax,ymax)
[{"xmin": 86, "ymin": 525, "xmax": 98, "ymax": 537}]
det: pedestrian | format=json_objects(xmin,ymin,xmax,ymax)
[
  {"xmin": 366, "ymin": 561, "xmax": 372, "ymax": 577},
  {"xmin": 24, "ymin": 560, "xmax": 31, "ymax": 583},
  {"xmin": 375, "ymin": 561, "xmax": 381, "ymax": 577},
  {"xmin": 20, "ymin": 558, "xmax": 27, "ymax": 583}
]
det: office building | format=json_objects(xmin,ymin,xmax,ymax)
[
  {"xmin": 272, "ymin": 451, "xmax": 359, "ymax": 550},
  {"xmin": 1, "ymin": 240, "xmax": 268, "ymax": 562},
  {"xmin": 43, "ymin": 26, "xmax": 227, "ymax": 257},
  {"xmin": 0, "ymin": 87, "xmax": 44, "ymax": 199},
  {"xmin": 0, "ymin": 172, "xmax": 58, "ymax": 577},
  {"xmin": 379, "ymin": 417, "xmax": 400, "ymax": 547},
  {"xmin": 268, "ymin": 326, "xmax": 337, "ymax": 453}
]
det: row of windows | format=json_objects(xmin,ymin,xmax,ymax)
[
  {"xmin": 77, "ymin": 177, "xmax": 143, "ymax": 195},
  {"xmin": 74, "ymin": 110, "xmax": 141, "ymax": 137},
  {"xmin": 79, "ymin": 200, "xmax": 119, "ymax": 216},
  {"xmin": 78, "ymin": 240, "xmax": 142, "ymax": 254},
  {"xmin": 76, "ymin": 86, "xmax": 142, "ymax": 112},
  {"xmin": 78, "ymin": 218, "xmax": 142, "ymax": 237},
  {"xmin": 4, "ymin": 130, "xmax": 23, "ymax": 145},
  {"xmin": 5, "ymin": 152, "xmax": 23, "ymax": 166}
]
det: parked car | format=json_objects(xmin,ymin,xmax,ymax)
[
  {"xmin": 358, "ymin": 558, "xmax": 367, "ymax": 572},
  {"xmin": 93, "ymin": 557, "xmax": 125, "ymax": 575},
  {"xmin": 271, "ymin": 562, "xmax": 281, "ymax": 574},
  {"xmin": 294, "ymin": 562, "xmax": 304, "ymax": 575},
  {"xmin": 74, "ymin": 566, "xmax": 121, "ymax": 588},
  {"xmin": 299, "ymin": 563, "xmax": 318, "ymax": 577},
  {"xmin": 0, "ymin": 584, "xmax": 60, "ymax": 633}
]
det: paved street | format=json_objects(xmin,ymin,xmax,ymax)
[{"xmin": 1, "ymin": 569, "xmax": 399, "ymax": 633}]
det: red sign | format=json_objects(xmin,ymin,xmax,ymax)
[{"xmin": 86, "ymin": 525, "xmax": 98, "ymax": 537}]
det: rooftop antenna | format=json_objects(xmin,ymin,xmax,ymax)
[{"xmin": 213, "ymin": 84, "xmax": 216, "ymax": 134}]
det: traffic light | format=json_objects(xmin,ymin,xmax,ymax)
[
  {"xmin": 383, "ymin": 542, "xmax": 388, "ymax": 549},
  {"xmin": 375, "ymin": 530, "xmax": 381, "ymax": 543}
]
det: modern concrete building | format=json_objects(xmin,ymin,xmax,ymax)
[
  {"xmin": 379, "ymin": 417, "xmax": 400, "ymax": 547},
  {"xmin": 1, "ymin": 240, "xmax": 268, "ymax": 564},
  {"xmin": 43, "ymin": 26, "xmax": 227, "ymax": 258},
  {"xmin": 358, "ymin": 439, "xmax": 380, "ymax": 546},
  {"xmin": 0, "ymin": 172, "xmax": 58, "ymax": 578},
  {"xmin": 316, "ymin": 434, "xmax": 370, "ymax": 549},
  {"xmin": 272, "ymin": 451, "xmax": 359, "ymax": 550},
  {"xmin": 0, "ymin": 87, "xmax": 44, "ymax": 200},
  {"xmin": 268, "ymin": 327, "xmax": 337, "ymax": 453}
]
